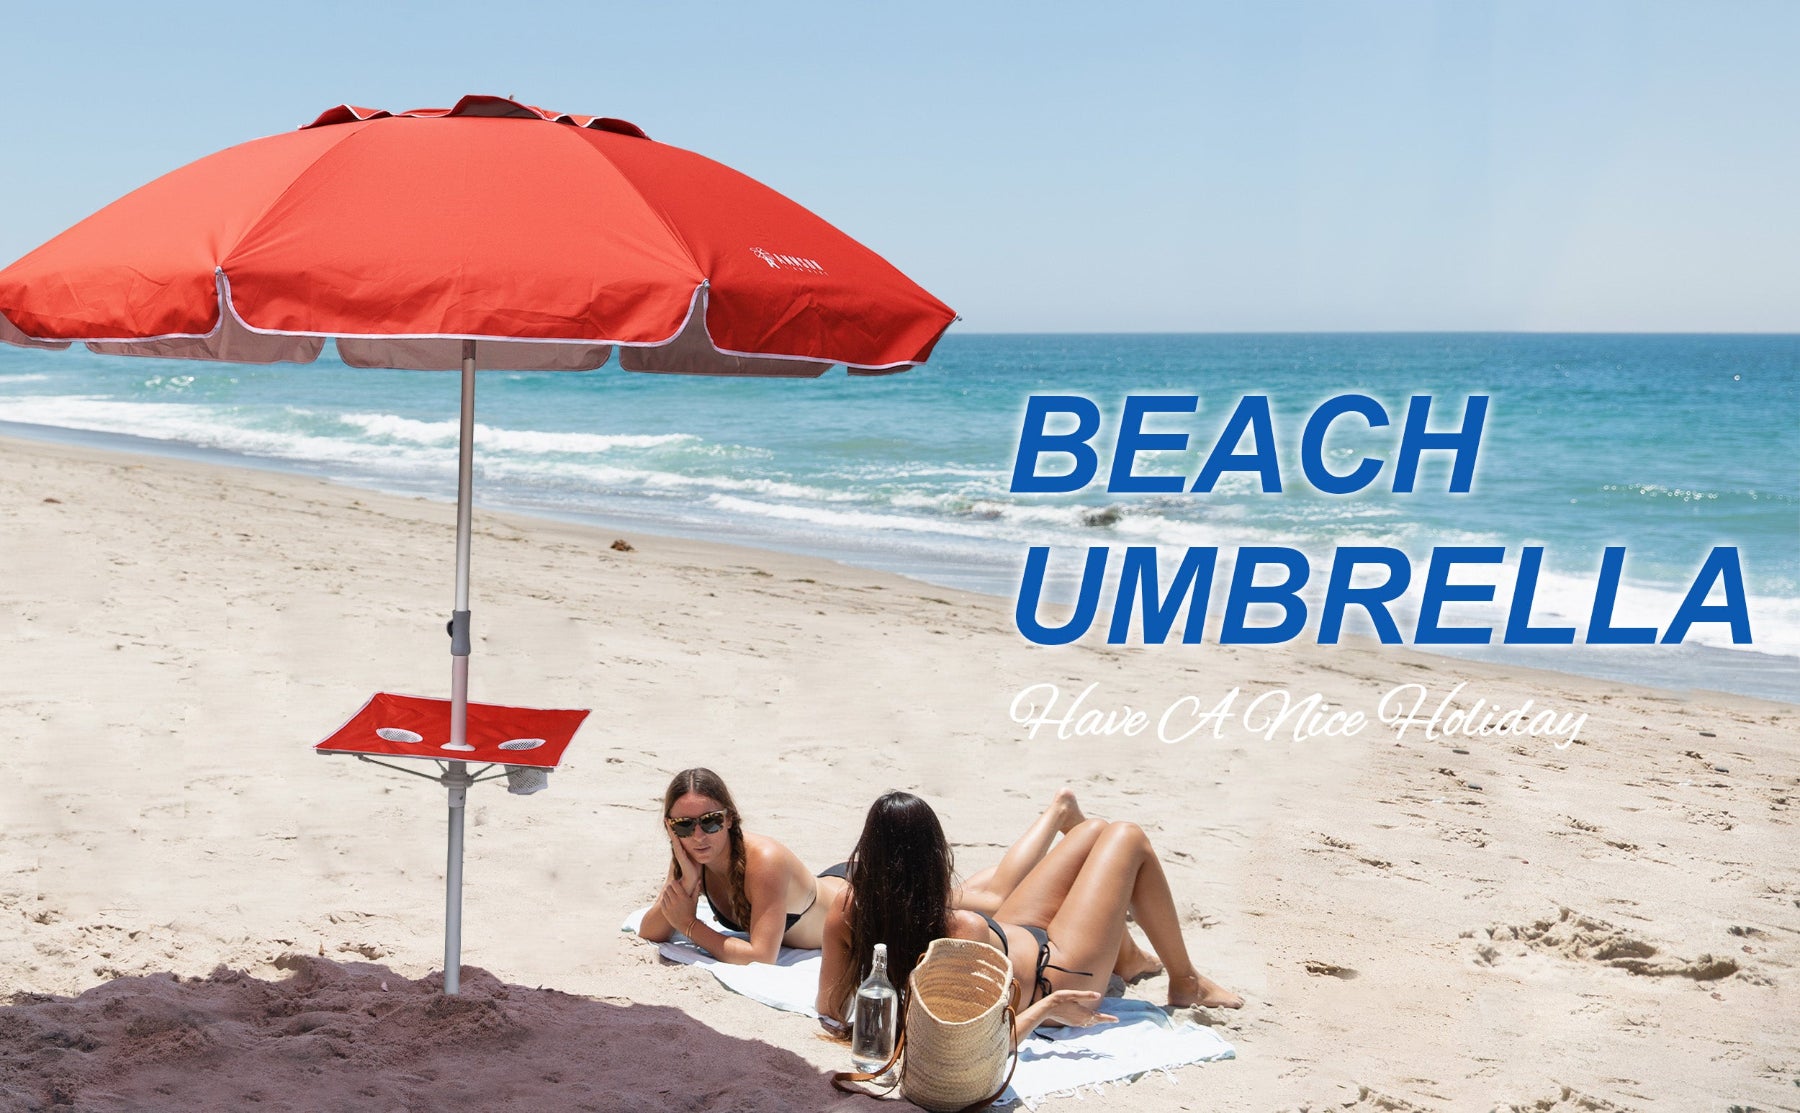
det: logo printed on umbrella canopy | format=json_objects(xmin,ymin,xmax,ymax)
[{"xmin": 751, "ymin": 247, "xmax": 827, "ymax": 275}]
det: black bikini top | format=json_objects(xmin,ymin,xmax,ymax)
[{"xmin": 700, "ymin": 864, "xmax": 817, "ymax": 934}]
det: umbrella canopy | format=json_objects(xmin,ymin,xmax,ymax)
[
  {"xmin": 0, "ymin": 94, "xmax": 953, "ymax": 373},
  {"xmin": 0, "ymin": 95, "xmax": 955, "ymax": 993}
]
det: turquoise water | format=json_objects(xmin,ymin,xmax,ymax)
[{"xmin": 2, "ymin": 333, "xmax": 1795, "ymax": 701}]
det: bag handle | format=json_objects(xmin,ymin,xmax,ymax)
[{"xmin": 829, "ymin": 1026, "xmax": 906, "ymax": 1098}]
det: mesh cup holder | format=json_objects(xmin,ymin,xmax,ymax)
[{"xmin": 505, "ymin": 765, "xmax": 550, "ymax": 795}]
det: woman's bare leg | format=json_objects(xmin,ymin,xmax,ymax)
[
  {"xmin": 957, "ymin": 788, "xmax": 1086, "ymax": 914},
  {"xmin": 992, "ymin": 816, "xmax": 1164, "ymax": 981},
  {"xmin": 1030, "ymin": 821, "xmax": 1242, "ymax": 1009},
  {"xmin": 991, "ymin": 817, "xmax": 1110, "ymax": 925},
  {"xmin": 1113, "ymin": 929, "xmax": 1161, "ymax": 982}
]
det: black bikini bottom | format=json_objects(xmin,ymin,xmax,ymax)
[
  {"xmin": 981, "ymin": 914, "xmax": 1093, "ymax": 1002},
  {"xmin": 1022, "ymin": 924, "xmax": 1092, "ymax": 1002}
]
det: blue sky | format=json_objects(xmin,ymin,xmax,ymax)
[{"xmin": 3, "ymin": 1, "xmax": 1794, "ymax": 332}]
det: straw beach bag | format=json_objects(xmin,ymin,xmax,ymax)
[{"xmin": 833, "ymin": 938, "xmax": 1020, "ymax": 1112}]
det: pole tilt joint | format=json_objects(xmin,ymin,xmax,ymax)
[{"xmin": 447, "ymin": 610, "xmax": 472, "ymax": 656}]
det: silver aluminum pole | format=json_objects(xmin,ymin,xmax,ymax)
[
  {"xmin": 443, "ymin": 764, "xmax": 471, "ymax": 994},
  {"xmin": 443, "ymin": 338, "xmax": 478, "ymax": 994},
  {"xmin": 449, "ymin": 339, "xmax": 476, "ymax": 751}
]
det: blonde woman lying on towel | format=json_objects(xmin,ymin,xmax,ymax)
[{"xmin": 638, "ymin": 767, "xmax": 848, "ymax": 964}]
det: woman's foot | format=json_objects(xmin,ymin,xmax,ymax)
[
  {"xmin": 1113, "ymin": 930, "xmax": 1164, "ymax": 983},
  {"xmin": 1168, "ymin": 971, "xmax": 1243, "ymax": 1009},
  {"xmin": 1050, "ymin": 787, "xmax": 1087, "ymax": 833}
]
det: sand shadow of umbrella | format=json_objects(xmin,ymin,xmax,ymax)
[{"xmin": 0, "ymin": 956, "xmax": 863, "ymax": 1111}]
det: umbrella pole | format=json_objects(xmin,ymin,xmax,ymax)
[
  {"xmin": 442, "ymin": 339, "xmax": 478, "ymax": 994},
  {"xmin": 450, "ymin": 338, "xmax": 477, "ymax": 749}
]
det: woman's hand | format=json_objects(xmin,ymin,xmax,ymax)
[
  {"xmin": 655, "ymin": 856, "xmax": 701, "ymax": 935},
  {"xmin": 1037, "ymin": 989, "xmax": 1117, "ymax": 1027},
  {"xmin": 668, "ymin": 829, "xmax": 699, "ymax": 882},
  {"xmin": 1015, "ymin": 989, "xmax": 1117, "ymax": 1038}
]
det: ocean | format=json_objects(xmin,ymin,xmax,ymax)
[{"xmin": 2, "ymin": 333, "xmax": 1795, "ymax": 703}]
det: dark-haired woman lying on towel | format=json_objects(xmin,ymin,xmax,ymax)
[{"xmin": 816, "ymin": 791, "xmax": 1242, "ymax": 1037}]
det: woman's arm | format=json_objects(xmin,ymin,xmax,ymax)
[
  {"xmin": 637, "ymin": 897, "xmax": 675, "ymax": 943},
  {"xmin": 638, "ymin": 835, "xmax": 700, "ymax": 943},
  {"xmin": 815, "ymin": 887, "xmax": 854, "ymax": 1024},
  {"xmin": 669, "ymin": 839, "xmax": 791, "ymax": 965},
  {"xmin": 1011, "ymin": 989, "xmax": 1117, "ymax": 1041}
]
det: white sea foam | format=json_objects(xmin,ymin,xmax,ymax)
[
  {"xmin": 703, "ymin": 495, "xmax": 1004, "ymax": 540},
  {"xmin": 0, "ymin": 396, "xmax": 217, "ymax": 440},
  {"xmin": 481, "ymin": 455, "xmax": 866, "ymax": 505},
  {"xmin": 335, "ymin": 413, "xmax": 459, "ymax": 444},
  {"xmin": 0, "ymin": 396, "xmax": 454, "ymax": 480},
  {"xmin": 338, "ymin": 412, "xmax": 696, "ymax": 454}
]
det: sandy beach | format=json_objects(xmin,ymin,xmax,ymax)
[{"xmin": 1, "ymin": 432, "xmax": 1795, "ymax": 1111}]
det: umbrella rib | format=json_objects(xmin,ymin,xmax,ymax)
[
  {"xmin": 556, "ymin": 122, "xmax": 709, "ymax": 284},
  {"xmin": 220, "ymin": 120, "xmax": 375, "ymax": 283}
]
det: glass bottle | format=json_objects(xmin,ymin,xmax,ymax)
[{"xmin": 851, "ymin": 942, "xmax": 898, "ymax": 1078}]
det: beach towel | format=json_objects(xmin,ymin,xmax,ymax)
[{"xmin": 622, "ymin": 905, "xmax": 1236, "ymax": 1107}]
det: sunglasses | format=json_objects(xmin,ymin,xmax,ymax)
[{"xmin": 666, "ymin": 810, "xmax": 729, "ymax": 839}]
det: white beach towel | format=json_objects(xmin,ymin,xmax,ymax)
[
  {"xmin": 1009, "ymin": 998, "xmax": 1235, "ymax": 1105},
  {"xmin": 621, "ymin": 902, "xmax": 824, "ymax": 1015},
  {"xmin": 622, "ymin": 906, "xmax": 1236, "ymax": 1107}
]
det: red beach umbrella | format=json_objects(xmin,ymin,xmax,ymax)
[{"xmin": 0, "ymin": 94, "xmax": 955, "ymax": 993}]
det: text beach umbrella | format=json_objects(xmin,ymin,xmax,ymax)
[{"xmin": 0, "ymin": 95, "xmax": 955, "ymax": 992}]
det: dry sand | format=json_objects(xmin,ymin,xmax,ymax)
[{"xmin": 1, "ymin": 433, "xmax": 1795, "ymax": 1112}]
